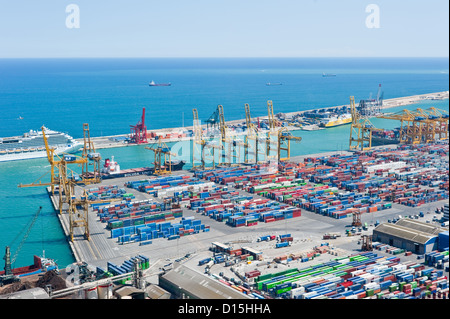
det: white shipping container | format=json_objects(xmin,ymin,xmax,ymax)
[
  {"xmin": 289, "ymin": 287, "xmax": 305, "ymax": 298},
  {"xmin": 302, "ymin": 291, "xmax": 319, "ymax": 299}
]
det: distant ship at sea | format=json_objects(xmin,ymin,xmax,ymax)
[
  {"xmin": 322, "ymin": 73, "xmax": 337, "ymax": 77},
  {"xmin": 149, "ymin": 80, "xmax": 171, "ymax": 87},
  {"xmin": 266, "ymin": 82, "xmax": 282, "ymax": 86}
]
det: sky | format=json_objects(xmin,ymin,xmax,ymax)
[{"xmin": 0, "ymin": 0, "xmax": 448, "ymax": 58}]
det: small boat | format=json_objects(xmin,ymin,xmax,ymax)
[
  {"xmin": 149, "ymin": 80, "xmax": 171, "ymax": 87},
  {"xmin": 266, "ymin": 82, "xmax": 282, "ymax": 86}
]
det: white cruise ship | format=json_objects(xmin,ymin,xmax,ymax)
[{"xmin": 0, "ymin": 126, "xmax": 82, "ymax": 162}]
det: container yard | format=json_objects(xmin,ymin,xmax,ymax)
[
  {"xmin": 7, "ymin": 136, "xmax": 441, "ymax": 300},
  {"xmin": 2, "ymin": 89, "xmax": 448, "ymax": 300}
]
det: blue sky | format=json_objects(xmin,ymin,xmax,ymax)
[{"xmin": 0, "ymin": 0, "xmax": 448, "ymax": 58}]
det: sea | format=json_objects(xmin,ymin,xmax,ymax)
[{"xmin": 0, "ymin": 57, "xmax": 448, "ymax": 269}]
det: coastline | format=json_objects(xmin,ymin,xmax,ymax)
[{"xmin": 78, "ymin": 90, "xmax": 449, "ymax": 150}]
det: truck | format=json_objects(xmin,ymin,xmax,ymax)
[
  {"xmin": 323, "ymin": 232, "xmax": 341, "ymax": 240},
  {"xmin": 276, "ymin": 242, "xmax": 290, "ymax": 248},
  {"xmin": 278, "ymin": 234, "xmax": 291, "ymax": 241},
  {"xmin": 198, "ymin": 257, "xmax": 212, "ymax": 266},
  {"xmin": 257, "ymin": 235, "xmax": 274, "ymax": 242}
]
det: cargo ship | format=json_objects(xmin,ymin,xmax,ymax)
[
  {"xmin": 100, "ymin": 156, "xmax": 185, "ymax": 179},
  {"xmin": 0, "ymin": 127, "xmax": 82, "ymax": 162},
  {"xmin": 319, "ymin": 113, "xmax": 352, "ymax": 128},
  {"xmin": 149, "ymin": 80, "xmax": 171, "ymax": 87},
  {"xmin": 0, "ymin": 253, "xmax": 58, "ymax": 279},
  {"xmin": 322, "ymin": 73, "xmax": 337, "ymax": 77}
]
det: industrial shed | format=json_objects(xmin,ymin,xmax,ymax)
[
  {"xmin": 159, "ymin": 263, "xmax": 251, "ymax": 299},
  {"xmin": 373, "ymin": 219, "xmax": 447, "ymax": 255}
]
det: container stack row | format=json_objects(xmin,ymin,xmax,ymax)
[
  {"xmin": 95, "ymin": 199, "xmax": 183, "ymax": 230},
  {"xmin": 87, "ymin": 185, "xmax": 134, "ymax": 202},
  {"xmin": 424, "ymin": 250, "xmax": 449, "ymax": 267},
  {"xmin": 125, "ymin": 174, "xmax": 213, "ymax": 197},
  {"xmin": 104, "ymin": 255, "xmax": 149, "ymax": 284},
  {"xmin": 249, "ymin": 251, "xmax": 449, "ymax": 299},
  {"xmin": 112, "ymin": 217, "xmax": 210, "ymax": 245},
  {"xmin": 297, "ymin": 188, "xmax": 392, "ymax": 219},
  {"xmin": 186, "ymin": 186, "xmax": 301, "ymax": 226}
]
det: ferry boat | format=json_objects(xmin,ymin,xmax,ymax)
[
  {"xmin": 0, "ymin": 127, "xmax": 82, "ymax": 162},
  {"xmin": 319, "ymin": 113, "xmax": 353, "ymax": 128},
  {"xmin": 149, "ymin": 80, "xmax": 171, "ymax": 87}
]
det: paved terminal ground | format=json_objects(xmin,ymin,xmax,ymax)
[{"xmin": 50, "ymin": 162, "xmax": 448, "ymax": 283}]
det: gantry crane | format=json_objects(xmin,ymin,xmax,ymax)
[
  {"xmin": 277, "ymin": 128, "xmax": 302, "ymax": 162},
  {"xmin": 426, "ymin": 107, "xmax": 449, "ymax": 141},
  {"xmin": 145, "ymin": 139, "xmax": 176, "ymax": 175},
  {"xmin": 81, "ymin": 123, "xmax": 102, "ymax": 184},
  {"xmin": 191, "ymin": 108, "xmax": 221, "ymax": 170},
  {"xmin": 129, "ymin": 107, "xmax": 148, "ymax": 144},
  {"xmin": 266, "ymin": 100, "xmax": 281, "ymax": 161},
  {"xmin": 217, "ymin": 105, "xmax": 243, "ymax": 166},
  {"xmin": 244, "ymin": 103, "xmax": 265, "ymax": 164},
  {"xmin": 378, "ymin": 107, "xmax": 449, "ymax": 144},
  {"xmin": 67, "ymin": 183, "xmax": 90, "ymax": 242},
  {"xmin": 18, "ymin": 126, "xmax": 89, "ymax": 215},
  {"xmin": 378, "ymin": 109, "xmax": 421, "ymax": 144},
  {"xmin": 67, "ymin": 182, "xmax": 122, "ymax": 242},
  {"xmin": 266, "ymin": 100, "xmax": 301, "ymax": 162},
  {"xmin": 349, "ymin": 96, "xmax": 381, "ymax": 151}
]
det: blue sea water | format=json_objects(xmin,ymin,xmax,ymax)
[{"xmin": 0, "ymin": 58, "xmax": 448, "ymax": 269}]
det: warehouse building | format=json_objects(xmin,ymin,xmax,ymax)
[
  {"xmin": 159, "ymin": 263, "xmax": 251, "ymax": 299},
  {"xmin": 373, "ymin": 219, "xmax": 447, "ymax": 255}
]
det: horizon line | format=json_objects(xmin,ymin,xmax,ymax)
[{"xmin": 0, "ymin": 56, "xmax": 448, "ymax": 59}]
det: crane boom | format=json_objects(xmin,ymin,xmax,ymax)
[{"xmin": 8, "ymin": 206, "xmax": 43, "ymax": 268}]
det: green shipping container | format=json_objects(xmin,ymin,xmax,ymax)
[{"xmin": 276, "ymin": 286, "xmax": 292, "ymax": 295}]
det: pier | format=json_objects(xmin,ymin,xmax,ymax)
[{"xmin": 79, "ymin": 91, "xmax": 449, "ymax": 150}]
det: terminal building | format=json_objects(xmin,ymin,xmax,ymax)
[{"xmin": 373, "ymin": 219, "xmax": 448, "ymax": 255}]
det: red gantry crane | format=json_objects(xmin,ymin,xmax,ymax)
[{"xmin": 130, "ymin": 107, "xmax": 148, "ymax": 144}]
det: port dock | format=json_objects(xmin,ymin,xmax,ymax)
[
  {"xmin": 28, "ymin": 90, "xmax": 450, "ymax": 300},
  {"xmin": 79, "ymin": 91, "xmax": 449, "ymax": 150},
  {"xmin": 47, "ymin": 138, "xmax": 448, "ymax": 300}
]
